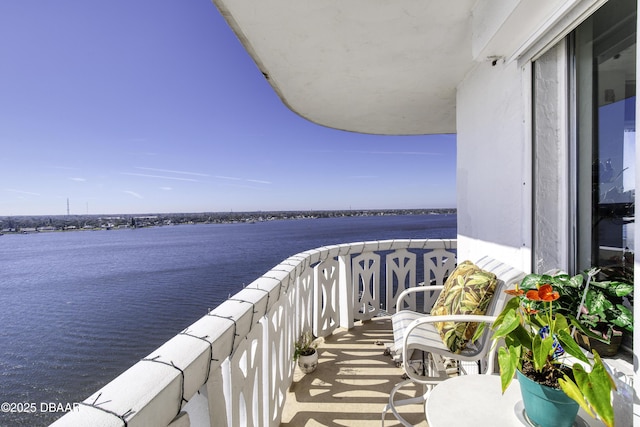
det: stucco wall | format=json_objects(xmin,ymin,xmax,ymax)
[{"xmin": 456, "ymin": 58, "xmax": 531, "ymax": 272}]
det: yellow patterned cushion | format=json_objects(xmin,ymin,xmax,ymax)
[{"xmin": 430, "ymin": 260, "xmax": 497, "ymax": 353}]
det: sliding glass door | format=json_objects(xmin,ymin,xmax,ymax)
[{"xmin": 574, "ymin": 0, "xmax": 636, "ymax": 282}]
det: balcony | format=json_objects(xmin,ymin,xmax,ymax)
[
  {"xmin": 51, "ymin": 239, "xmax": 456, "ymax": 426},
  {"xmin": 281, "ymin": 317, "xmax": 428, "ymax": 426}
]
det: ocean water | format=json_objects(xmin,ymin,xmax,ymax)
[{"xmin": 0, "ymin": 214, "xmax": 456, "ymax": 426}]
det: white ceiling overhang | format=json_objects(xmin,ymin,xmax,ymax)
[
  {"xmin": 211, "ymin": 0, "xmax": 599, "ymax": 135},
  {"xmin": 213, "ymin": 0, "xmax": 476, "ymax": 135}
]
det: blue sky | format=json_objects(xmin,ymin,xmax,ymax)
[{"xmin": 0, "ymin": 1, "xmax": 456, "ymax": 216}]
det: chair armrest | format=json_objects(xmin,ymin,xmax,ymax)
[
  {"xmin": 404, "ymin": 314, "xmax": 498, "ymax": 340},
  {"xmin": 407, "ymin": 314, "xmax": 498, "ymax": 326},
  {"xmin": 402, "ymin": 314, "xmax": 498, "ymax": 365},
  {"xmin": 397, "ymin": 285, "xmax": 444, "ymax": 311}
]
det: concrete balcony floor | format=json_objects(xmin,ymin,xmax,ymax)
[{"xmin": 281, "ymin": 317, "xmax": 429, "ymax": 426}]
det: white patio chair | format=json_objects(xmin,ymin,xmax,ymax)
[{"xmin": 382, "ymin": 256, "xmax": 525, "ymax": 427}]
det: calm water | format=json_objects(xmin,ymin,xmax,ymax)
[{"xmin": 0, "ymin": 214, "xmax": 456, "ymax": 426}]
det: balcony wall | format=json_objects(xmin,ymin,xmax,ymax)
[{"xmin": 50, "ymin": 239, "xmax": 457, "ymax": 427}]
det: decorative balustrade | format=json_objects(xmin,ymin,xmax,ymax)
[{"xmin": 51, "ymin": 239, "xmax": 457, "ymax": 427}]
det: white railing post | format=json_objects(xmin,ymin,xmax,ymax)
[
  {"xmin": 313, "ymin": 256, "xmax": 340, "ymax": 338},
  {"xmin": 386, "ymin": 248, "xmax": 417, "ymax": 312},
  {"xmin": 263, "ymin": 302, "xmax": 287, "ymax": 427},
  {"xmin": 229, "ymin": 320, "xmax": 263, "ymax": 427},
  {"xmin": 422, "ymin": 247, "xmax": 457, "ymax": 311},
  {"xmin": 338, "ymin": 253, "xmax": 354, "ymax": 329},
  {"xmin": 207, "ymin": 360, "xmax": 230, "ymax": 427},
  {"xmin": 296, "ymin": 264, "xmax": 314, "ymax": 339},
  {"xmin": 351, "ymin": 250, "xmax": 381, "ymax": 321}
]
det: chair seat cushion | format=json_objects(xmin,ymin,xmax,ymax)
[
  {"xmin": 391, "ymin": 310, "xmax": 423, "ymax": 354},
  {"xmin": 391, "ymin": 310, "xmax": 452, "ymax": 361},
  {"xmin": 430, "ymin": 260, "xmax": 497, "ymax": 353}
]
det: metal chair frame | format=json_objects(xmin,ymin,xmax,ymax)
[{"xmin": 382, "ymin": 257, "xmax": 525, "ymax": 426}]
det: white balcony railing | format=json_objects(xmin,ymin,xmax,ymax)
[{"xmin": 51, "ymin": 239, "xmax": 457, "ymax": 427}]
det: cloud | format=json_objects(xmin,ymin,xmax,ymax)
[
  {"xmin": 215, "ymin": 176, "xmax": 271, "ymax": 185},
  {"xmin": 137, "ymin": 167, "xmax": 210, "ymax": 177},
  {"xmin": 349, "ymin": 150, "xmax": 442, "ymax": 155},
  {"xmin": 122, "ymin": 172, "xmax": 198, "ymax": 182},
  {"xmin": 123, "ymin": 190, "xmax": 143, "ymax": 199},
  {"xmin": 69, "ymin": 177, "xmax": 86, "ymax": 182},
  {"xmin": 302, "ymin": 149, "xmax": 442, "ymax": 156},
  {"xmin": 5, "ymin": 189, "xmax": 41, "ymax": 196},
  {"xmin": 159, "ymin": 187, "xmax": 172, "ymax": 191},
  {"xmin": 215, "ymin": 175, "xmax": 242, "ymax": 181}
]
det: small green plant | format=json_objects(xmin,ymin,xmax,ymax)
[{"xmin": 294, "ymin": 331, "xmax": 317, "ymax": 361}]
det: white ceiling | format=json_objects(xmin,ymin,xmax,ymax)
[{"xmin": 213, "ymin": 1, "xmax": 478, "ymax": 135}]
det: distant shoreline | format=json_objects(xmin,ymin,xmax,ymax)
[{"xmin": 0, "ymin": 208, "xmax": 456, "ymax": 234}]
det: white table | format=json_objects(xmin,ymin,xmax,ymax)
[{"xmin": 425, "ymin": 375, "xmax": 604, "ymax": 427}]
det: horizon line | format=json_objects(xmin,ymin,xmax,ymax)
[{"xmin": 0, "ymin": 207, "xmax": 457, "ymax": 218}]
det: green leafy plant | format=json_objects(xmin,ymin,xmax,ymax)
[
  {"xmin": 491, "ymin": 276, "xmax": 616, "ymax": 427},
  {"xmin": 574, "ymin": 270, "xmax": 633, "ymax": 342},
  {"xmin": 523, "ymin": 269, "xmax": 633, "ymax": 343},
  {"xmin": 294, "ymin": 331, "xmax": 317, "ymax": 361}
]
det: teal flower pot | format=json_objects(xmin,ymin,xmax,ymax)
[{"xmin": 517, "ymin": 370, "xmax": 579, "ymax": 427}]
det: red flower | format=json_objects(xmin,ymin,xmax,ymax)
[
  {"xmin": 525, "ymin": 284, "xmax": 560, "ymax": 302},
  {"xmin": 504, "ymin": 284, "xmax": 524, "ymax": 296},
  {"xmin": 538, "ymin": 284, "xmax": 560, "ymax": 301},
  {"xmin": 526, "ymin": 289, "xmax": 540, "ymax": 300}
]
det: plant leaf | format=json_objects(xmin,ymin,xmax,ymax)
[
  {"xmin": 574, "ymin": 352, "xmax": 615, "ymax": 427},
  {"xmin": 511, "ymin": 324, "xmax": 533, "ymax": 349},
  {"xmin": 592, "ymin": 280, "xmax": 634, "ymax": 297},
  {"xmin": 568, "ymin": 274, "xmax": 584, "ymax": 288},
  {"xmin": 497, "ymin": 346, "xmax": 518, "ymax": 393},
  {"xmin": 493, "ymin": 307, "xmax": 519, "ymax": 339},
  {"xmin": 557, "ymin": 329, "xmax": 589, "ymax": 363},
  {"xmin": 610, "ymin": 281, "xmax": 634, "ymax": 297},
  {"xmin": 559, "ymin": 374, "xmax": 593, "ymax": 418},
  {"xmin": 586, "ymin": 290, "xmax": 613, "ymax": 314},
  {"xmin": 611, "ymin": 304, "xmax": 634, "ymax": 331},
  {"xmin": 520, "ymin": 274, "xmax": 543, "ymax": 290},
  {"xmin": 493, "ymin": 297, "xmax": 520, "ymax": 330},
  {"xmin": 532, "ymin": 334, "xmax": 552, "ymax": 371},
  {"xmin": 553, "ymin": 313, "xmax": 570, "ymax": 332}
]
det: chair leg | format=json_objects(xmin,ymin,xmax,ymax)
[
  {"xmin": 383, "ymin": 352, "xmax": 461, "ymax": 425},
  {"xmin": 381, "ymin": 379, "xmax": 431, "ymax": 427}
]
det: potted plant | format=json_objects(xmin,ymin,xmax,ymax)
[
  {"xmin": 521, "ymin": 269, "xmax": 633, "ymax": 356},
  {"xmin": 491, "ymin": 276, "xmax": 616, "ymax": 427},
  {"xmin": 572, "ymin": 269, "xmax": 633, "ymax": 356},
  {"xmin": 294, "ymin": 331, "xmax": 318, "ymax": 374}
]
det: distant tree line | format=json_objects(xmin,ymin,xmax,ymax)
[{"xmin": 0, "ymin": 208, "xmax": 456, "ymax": 233}]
